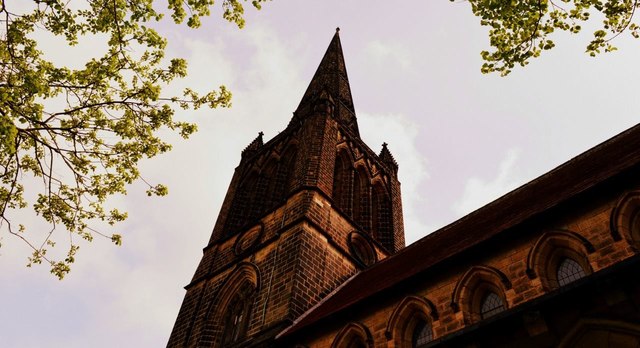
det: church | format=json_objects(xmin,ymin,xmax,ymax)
[{"xmin": 167, "ymin": 30, "xmax": 640, "ymax": 347}]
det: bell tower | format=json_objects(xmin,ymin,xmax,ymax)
[{"xmin": 167, "ymin": 29, "xmax": 405, "ymax": 347}]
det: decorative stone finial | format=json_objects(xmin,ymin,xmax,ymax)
[
  {"xmin": 242, "ymin": 131, "xmax": 265, "ymax": 158},
  {"xmin": 336, "ymin": 27, "xmax": 340, "ymax": 33},
  {"xmin": 379, "ymin": 142, "xmax": 399, "ymax": 175}
]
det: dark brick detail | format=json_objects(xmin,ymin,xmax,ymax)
[
  {"xmin": 168, "ymin": 31, "xmax": 404, "ymax": 347},
  {"xmin": 372, "ymin": 182, "xmax": 394, "ymax": 252},
  {"xmin": 330, "ymin": 141, "xmax": 403, "ymax": 252},
  {"xmin": 333, "ymin": 151, "xmax": 353, "ymax": 215},
  {"xmin": 353, "ymin": 167, "xmax": 371, "ymax": 232}
]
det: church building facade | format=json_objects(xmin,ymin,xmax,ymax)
[{"xmin": 168, "ymin": 30, "xmax": 640, "ymax": 347}]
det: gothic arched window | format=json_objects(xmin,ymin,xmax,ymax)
[
  {"xmin": 221, "ymin": 283, "xmax": 255, "ymax": 346},
  {"xmin": 331, "ymin": 322, "xmax": 373, "ymax": 348},
  {"xmin": 385, "ymin": 296, "xmax": 439, "ymax": 347},
  {"xmin": 251, "ymin": 161, "xmax": 276, "ymax": 218},
  {"xmin": 479, "ymin": 291, "xmax": 505, "ymax": 319},
  {"xmin": 225, "ymin": 172, "xmax": 258, "ymax": 235},
  {"xmin": 526, "ymin": 230, "xmax": 594, "ymax": 291},
  {"xmin": 372, "ymin": 182, "xmax": 392, "ymax": 251},
  {"xmin": 353, "ymin": 167, "xmax": 371, "ymax": 231},
  {"xmin": 412, "ymin": 319, "xmax": 433, "ymax": 347},
  {"xmin": 272, "ymin": 147, "xmax": 297, "ymax": 205},
  {"xmin": 556, "ymin": 257, "xmax": 587, "ymax": 286},
  {"xmin": 333, "ymin": 151, "xmax": 352, "ymax": 214}
]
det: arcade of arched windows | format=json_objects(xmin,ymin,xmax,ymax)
[
  {"xmin": 332, "ymin": 149, "xmax": 394, "ymax": 251},
  {"xmin": 324, "ymin": 190, "xmax": 640, "ymax": 346},
  {"xmin": 225, "ymin": 146, "xmax": 297, "ymax": 236}
]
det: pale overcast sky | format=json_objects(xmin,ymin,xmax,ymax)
[{"xmin": 1, "ymin": 1, "xmax": 639, "ymax": 347}]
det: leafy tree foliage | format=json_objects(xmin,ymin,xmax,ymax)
[
  {"xmin": 0, "ymin": 0, "xmax": 266, "ymax": 279},
  {"xmin": 462, "ymin": 0, "xmax": 640, "ymax": 75}
]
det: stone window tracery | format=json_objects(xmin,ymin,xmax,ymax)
[
  {"xmin": 348, "ymin": 232, "xmax": 377, "ymax": 268},
  {"xmin": 451, "ymin": 265, "xmax": 511, "ymax": 324},
  {"xmin": 556, "ymin": 257, "xmax": 587, "ymax": 286},
  {"xmin": 198, "ymin": 263, "xmax": 259, "ymax": 348},
  {"xmin": 386, "ymin": 296, "xmax": 438, "ymax": 347},
  {"xmin": 411, "ymin": 319, "xmax": 432, "ymax": 347},
  {"xmin": 221, "ymin": 283, "xmax": 255, "ymax": 346},
  {"xmin": 526, "ymin": 230, "xmax": 594, "ymax": 291},
  {"xmin": 479, "ymin": 291, "xmax": 506, "ymax": 319}
]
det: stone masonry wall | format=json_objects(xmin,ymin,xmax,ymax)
[{"xmin": 289, "ymin": 182, "xmax": 640, "ymax": 347}]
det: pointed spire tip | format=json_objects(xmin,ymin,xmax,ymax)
[{"xmin": 336, "ymin": 27, "xmax": 340, "ymax": 33}]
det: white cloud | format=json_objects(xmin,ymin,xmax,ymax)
[
  {"xmin": 4, "ymin": 2, "xmax": 640, "ymax": 347},
  {"xmin": 0, "ymin": 22, "xmax": 309, "ymax": 348},
  {"xmin": 365, "ymin": 40, "xmax": 413, "ymax": 70},
  {"xmin": 452, "ymin": 148, "xmax": 524, "ymax": 217}
]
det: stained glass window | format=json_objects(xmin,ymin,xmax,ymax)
[
  {"xmin": 480, "ymin": 291, "xmax": 505, "ymax": 319},
  {"xmin": 412, "ymin": 319, "xmax": 433, "ymax": 347},
  {"xmin": 557, "ymin": 258, "xmax": 586, "ymax": 286}
]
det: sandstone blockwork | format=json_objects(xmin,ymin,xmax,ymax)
[
  {"xmin": 281, "ymin": 185, "xmax": 640, "ymax": 347},
  {"xmin": 168, "ymin": 30, "xmax": 404, "ymax": 347},
  {"xmin": 169, "ymin": 30, "xmax": 640, "ymax": 348}
]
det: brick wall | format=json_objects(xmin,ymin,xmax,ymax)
[
  {"xmin": 287, "ymin": 182, "xmax": 640, "ymax": 347},
  {"xmin": 170, "ymin": 102, "xmax": 406, "ymax": 346}
]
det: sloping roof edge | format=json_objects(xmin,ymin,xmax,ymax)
[{"xmin": 279, "ymin": 122, "xmax": 640, "ymax": 338}]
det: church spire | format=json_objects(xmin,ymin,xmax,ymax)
[{"xmin": 293, "ymin": 28, "xmax": 359, "ymax": 135}]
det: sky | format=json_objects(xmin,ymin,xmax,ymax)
[{"xmin": 1, "ymin": 1, "xmax": 639, "ymax": 347}]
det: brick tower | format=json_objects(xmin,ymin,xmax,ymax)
[{"xmin": 167, "ymin": 29, "xmax": 405, "ymax": 347}]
